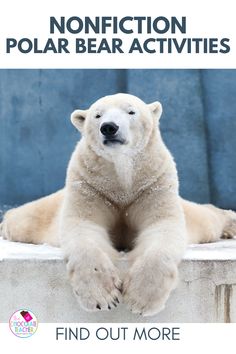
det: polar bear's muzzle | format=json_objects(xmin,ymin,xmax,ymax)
[{"xmin": 100, "ymin": 122, "xmax": 126, "ymax": 146}]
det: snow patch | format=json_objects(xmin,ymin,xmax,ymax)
[
  {"xmin": 1, "ymin": 237, "xmax": 236, "ymax": 262},
  {"xmin": 183, "ymin": 238, "xmax": 236, "ymax": 261},
  {"xmin": 0, "ymin": 237, "xmax": 62, "ymax": 261}
]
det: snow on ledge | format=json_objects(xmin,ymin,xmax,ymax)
[
  {"xmin": 184, "ymin": 239, "xmax": 236, "ymax": 261},
  {"xmin": 0, "ymin": 237, "xmax": 62, "ymax": 260},
  {"xmin": 1, "ymin": 237, "xmax": 236, "ymax": 262}
]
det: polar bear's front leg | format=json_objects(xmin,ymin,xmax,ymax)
[
  {"xmin": 123, "ymin": 196, "xmax": 187, "ymax": 316},
  {"xmin": 60, "ymin": 219, "xmax": 122, "ymax": 312}
]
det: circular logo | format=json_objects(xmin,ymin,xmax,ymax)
[{"xmin": 9, "ymin": 309, "xmax": 38, "ymax": 338}]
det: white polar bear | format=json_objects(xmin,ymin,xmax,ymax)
[{"xmin": 1, "ymin": 93, "xmax": 236, "ymax": 316}]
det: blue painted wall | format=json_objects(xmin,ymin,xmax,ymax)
[{"xmin": 0, "ymin": 69, "xmax": 235, "ymax": 209}]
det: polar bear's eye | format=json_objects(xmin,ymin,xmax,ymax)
[
  {"xmin": 128, "ymin": 111, "xmax": 135, "ymax": 115},
  {"xmin": 95, "ymin": 114, "xmax": 101, "ymax": 119}
]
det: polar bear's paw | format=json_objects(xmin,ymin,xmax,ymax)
[
  {"xmin": 222, "ymin": 210, "xmax": 236, "ymax": 239},
  {"xmin": 67, "ymin": 253, "xmax": 122, "ymax": 312},
  {"xmin": 123, "ymin": 254, "xmax": 178, "ymax": 316}
]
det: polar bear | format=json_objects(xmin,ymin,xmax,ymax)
[{"xmin": 1, "ymin": 93, "xmax": 236, "ymax": 316}]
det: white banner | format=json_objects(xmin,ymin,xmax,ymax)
[
  {"xmin": 0, "ymin": 323, "xmax": 235, "ymax": 353},
  {"xmin": 0, "ymin": 0, "xmax": 235, "ymax": 68}
]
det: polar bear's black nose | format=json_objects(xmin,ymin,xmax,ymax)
[{"xmin": 100, "ymin": 122, "xmax": 119, "ymax": 137}]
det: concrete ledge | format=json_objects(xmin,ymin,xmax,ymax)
[{"xmin": 0, "ymin": 237, "xmax": 236, "ymax": 323}]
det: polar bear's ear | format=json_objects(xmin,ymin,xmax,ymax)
[
  {"xmin": 71, "ymin": 109, "xmax": 87, "ymax": 132},
  {"xmin": 148, "ymin": 101, "xmax": 163, "ymax": 121}
]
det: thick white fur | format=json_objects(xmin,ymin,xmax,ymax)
[{"xmin": 1, "ymin": 93, "xmax": 236, "ymax": 316}]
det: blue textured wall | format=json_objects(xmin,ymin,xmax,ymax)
[{"xmin": 0, "ymin": 69, "xmax": 235, "ymax": 209}]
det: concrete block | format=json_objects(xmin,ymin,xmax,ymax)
[{"xmin": 0, "ymin": 237, "xmax": 236, "ymax": 323}]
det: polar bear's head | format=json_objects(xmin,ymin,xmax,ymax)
[{"xmin": 71, "ymin": 93, "xmax": 162, "ymax": 158}]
